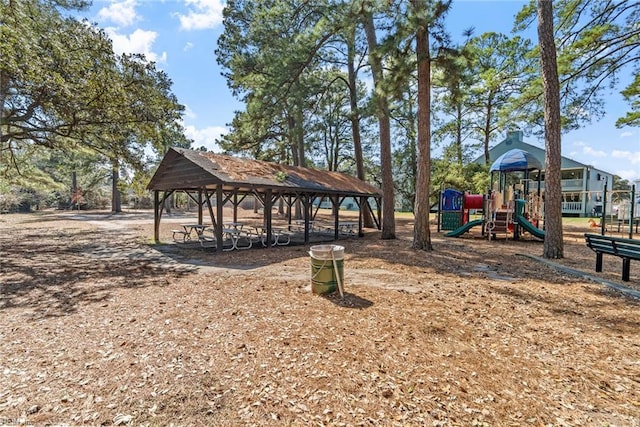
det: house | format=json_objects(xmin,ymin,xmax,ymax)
[{"xmin": 477, "ymin": 131, "xmax": 613, "ymax": 217}]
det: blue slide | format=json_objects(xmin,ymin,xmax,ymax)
[
  {"xmin": 516, "ymin": 214, "xmax": 545, "ymax": 239},
  {"xmin": 444, "ymin": 219, "xmax": 484, "ymax": 237}
]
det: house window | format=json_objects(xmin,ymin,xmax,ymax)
[
  {"xmin": 561, "ymin": 170, "xmax": 583, "ymax": 180},
  {"xmin": 531, "ymin": 172, "xmax": 545, "ymax": 181}
]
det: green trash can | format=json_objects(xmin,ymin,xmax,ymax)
[{"xmin": 309, "ymin": 245, "xmax": 344, "ymax": 295}]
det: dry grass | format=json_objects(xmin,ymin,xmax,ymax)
[{"xmin": 1, "ymin": 209, "xmax": 639, "ymax": 426}]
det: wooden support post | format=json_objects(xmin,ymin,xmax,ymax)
[
  {"xmin": 303, "ymin": 195, "xmax": 310, "ymax": 245},
  {"xmin": 233, "ymin": 191, "xmax": 238, "ymax": 223},
  {"xmin": 198, "ymin": 189, "xmax": 203, "ymax": 225},
  {"xmin": 265, "ymin": 189, "xmax": 273, "ymax": 248},
  {"xmin": 216, "ymin": 186, "xmax": 224, "ymax": 252},
  {"xmin": 154, "ymin": 190, "xmax": 160, "ymax": 243},
  {"xmin": 358, "ymin": 197, "xmax": 364, "ymax": 237},
  {"xmin": 333, "ymin": 195, "xmax": 340, "ymax": 240},
  {"xmin": 206, "ymin": 190, "xmax": 217, "ymax": 228}
]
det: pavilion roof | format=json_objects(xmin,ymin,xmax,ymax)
[{"xmin": 147, "ymin": 147, "xmax": 383, "ymax": 198}]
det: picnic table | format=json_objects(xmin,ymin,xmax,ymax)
[
  {"xmin": 172, "ymin": 224, "xmax": 208, "ymax": 242},
  {"xmin": 338, "ymin": 221, "xmax": 358, "ymax": 236},
  {"xmin": 224, "ymin": 222, "xmax": 245, "ymax": 231},
  {"xmin": 249, "ymin": 225, "xmax": 291, "ymax": 246},
  {"xmin": 222, "ymin": 227, "xmax": 254, "ymax": 251},
  {"xmin": 292, "ymin": 220, "xmax": 315, "ymax": 232}
]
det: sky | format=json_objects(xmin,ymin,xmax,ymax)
[{"xmin": 81, "ymin": 0, "xmax": 639, "ymax": 183}]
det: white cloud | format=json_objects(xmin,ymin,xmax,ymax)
[
  {"xmin": 106, "ymin": 28, "xmax": 167, "ymax": 63},
  {"xmin": 176, "ymin": 0, "xmax": 224, "ymax": 31},
  {"xmin": 572, "ymin": 140, "xmax": 586, "ymax": 147},
  {"xmin": 183, "ymin": 105, "xmax": 197, "ymax": 120},
  {"xmin": 614, "ymin": 169, "xmax": 639, "ymax": 182},
  {"xmin": 98, "ymin": 0, "xmax": 139, "ymax": 27},
  {"xmin": 612, "ymin": 150, "xmax": 640, "ymax": 165},
  {"xmin": 620, "ymin": 131, "xmax": 634, "ymax": 138},
  {"xmin": 185, "ymin": 125, "xmax": 228, "ymax": 151},
  {"xmin": 184, "ymin": 42, "xmax": 195, "ymax": 51},
  {"xmin": 582, "ymin": 146, "xmax": 607, "ymax": 157}
]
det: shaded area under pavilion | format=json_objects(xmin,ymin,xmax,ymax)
[{"xmin": 147, "ymin": 147, "xmax": 383, "ymax": 251}]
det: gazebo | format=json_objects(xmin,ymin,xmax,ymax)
[{"xmin": 147, "ymin": 147, "xmax": 383, "ymax": 251}]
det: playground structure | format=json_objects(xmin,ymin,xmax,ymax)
[
  {"xmin": 441, "ymin": 148, "xmax": 547, "ymax": 240},
  {"xmin": 438, "ymin": 187, "xmax": 546, "ymax": 240},
  {"xmin": 437, "ymin": 189, "xmax": 485, "ymax": 236},
  {"xmin": 440, "ymin": 148, "xmax": 639, "ymax": 241}
]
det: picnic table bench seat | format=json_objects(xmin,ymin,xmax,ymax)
[
  {"xmin": 584, "ymin": 233, "xmax": 640, "ymax": 282},
  {"xmin": 172, "ymin": 229, "xmax": 190, "ymax": 242}
]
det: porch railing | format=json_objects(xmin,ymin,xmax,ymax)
[{"xmin": 561, "ymin": 201, "xmax": 583, "ymax": 213}]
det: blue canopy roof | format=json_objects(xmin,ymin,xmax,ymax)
[{"xmin": 489, "ymin": 149, "xmax": 542, "ymax": 172}]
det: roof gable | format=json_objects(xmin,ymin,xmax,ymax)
[{"xmin": 147, "ymin": 148, "xmax": 383, "ymax": 198}]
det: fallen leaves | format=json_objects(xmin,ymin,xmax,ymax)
[{"xmin": 1, "ymin": 211, "xmax": 639, "ymax": 425}]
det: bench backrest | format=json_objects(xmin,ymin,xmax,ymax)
[{"xmin": 584, "ymin": 233, "xmax": 640, "ymax": 260}]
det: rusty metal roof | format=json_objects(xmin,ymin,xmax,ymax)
[{"xmin": 147, "ymin": 147, "xmax": 382, "ymax": 198}]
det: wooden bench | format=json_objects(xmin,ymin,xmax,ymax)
[{"xmin": 584, "ymin": 233, "xmax": 640, "ymax": 282}]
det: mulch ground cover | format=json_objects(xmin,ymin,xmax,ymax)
[{"xmin": 1, "ymin": 210, "xmax": 638, "ymax": 426}]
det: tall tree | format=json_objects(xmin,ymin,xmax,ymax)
[
  {"xmin": 537, "ymin": 0, "xmax": 563, "ymax": 259},
  {"xmin": 391, "ymin": 82, "xmax": 418, "ymax": 213},
  {"xmin": 342, "ymin": 20, "xmax": 376, "ymax": 227},
  {"xmin": 409, "ymin": 0, "xmax": 451, "ymax": 250},
  {"xmin": 617, "ymin": 74, "xmax": 640, "ymax": 127},
  {"xmin": 216, "ymin": 0, "xmax": 334, "ymax": 168},
  {"xmin": 431, "ymin": 57, "xmax": 472, "ymax": 167},
  {"xmin": 361, "ymin": 4, "xmax": 396, "ymax": 239},
  {"xmin": 515, "ymin": 0, "xmax": 639, "ymax": 134},
  {"xmin": 1, "ymin": 0, "xmax": 186, "ymax": 210},
  {"xmin": 1, "ymin": 0, "xmax": 114, "ymax": 175},
  {"xmin": 465, "ymin": 33, "xmax": 535, "ymax": 164},
  {"xmin": 411, "ymin": 0, "xmax": 432, "ymax": 250}
]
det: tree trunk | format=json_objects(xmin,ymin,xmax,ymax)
[
  {"xmin": 288, "ymin": 112, "xmax": 304, "ymax": 220},
  {"xmin": 295, "ymin": 106, "xmax": 306, "ymax": 168},
  {"xmin": 537, "ymin": 0, "xmax": 563, "ymax": 259},
  {"xmin": 346, "ymin": 26, "xmax": 375, "ymax": 229},
  {"xmin": 71, "ymin": 170, "xmax": 78, "ymax": 210},
  {"xmin": 455, "ymin": 103, "xmax": 463, "ymax": 166},
  {"xmin": 483, "ymin": 98, "xmax": 493, "ymax": 165},
  {"xmin": 362, "ymin": 10, "xmax": 395, "ymax": 239},
  {"xmin": 410, "ymin": 98, "xmax": 417, "ymax": 210},
  {"xmin": 412, "ymin": 1, "xmax": 433, "ymax": 251},
  {"xmin": 111, "ymin": 163, "xmax": 122, "ymax": 213}
]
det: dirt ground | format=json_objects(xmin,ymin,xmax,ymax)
[{"xmin": 1, "ymin": 209, "xmax": 639, "ymax": 426}]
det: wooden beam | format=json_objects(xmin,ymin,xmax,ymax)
[
  {"xmin": 198, "ymin": 189, "xmax": 203, "ymax": 225},
  {"xmin": 154, "ymin": 190, "xmax": 160, "ymax": 243},
  {"xmin": 333, "ymin": 195, "xmax": 340, "ymax": 240},
  {"xmin": 303, "ymin": 194, "xmax": 311, "ymax": 244},
  {"xmin": 358, "ymin": 197, "xmax": 364, "ymax": 237},
  {"xmin": 205, "ymin": 190, "xmax": 217, "ymax": 228},
  {"xmin": 216, "ymin": 185, "xmax": 224, "ymax": 252},
  {"xmin": 265, "ymin": 188, "xmax": 273, "ymax": 248},
  {"xmin": 154, "ymin": 190, "xmax": 173, "ymax": 243}
]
